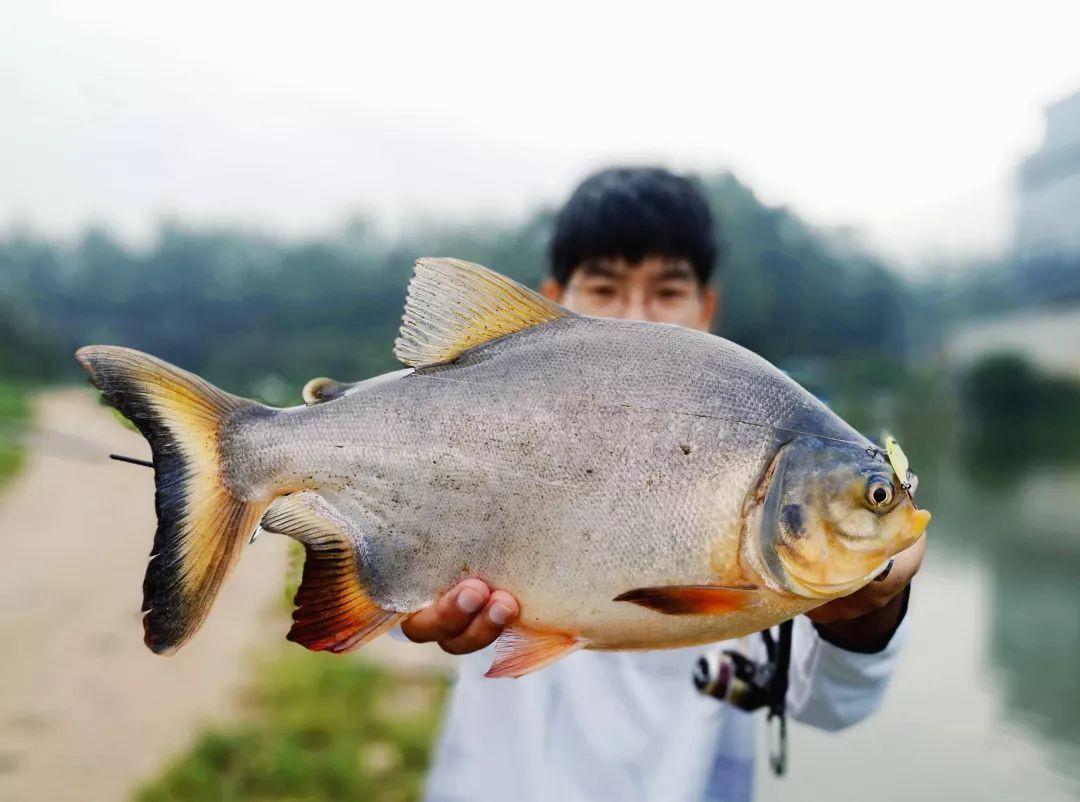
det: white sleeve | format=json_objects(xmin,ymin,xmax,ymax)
[{"xmin": 784, "ymin": 606, "xmax": 909, "ymax": 732}]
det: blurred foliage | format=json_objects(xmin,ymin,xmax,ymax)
[
  {"xmin": 703, "ymin": 175, "xmax": 910, "ymax": 361},
  {"xmin": 0, "ymin": 173, "xmax": 911, "ymax": 401},
  {"xmin": 136, "ymin": 652, "xmax": 447, "ymax": 802},
  {"xmin": 963, "ymin": 353, "xmax": 1080, "ymax": 421},
  {"xmin": 0, "ymin": 382, "xmax": 30, "ymax": 488},
  {"xmin": 958, "ymin": 353, "xmax": 1080, "ymax": 482}
]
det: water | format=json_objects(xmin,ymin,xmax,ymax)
[{"xmin": 756, "ymin": 416, "xmax": 1080, "ymax": 801}]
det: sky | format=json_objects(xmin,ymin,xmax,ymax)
[{"xmin": 2, "ymin": 1, "xmax": 1079, "ymax": 270}]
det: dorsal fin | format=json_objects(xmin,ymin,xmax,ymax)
[{"xmin": 394, "ymin": 258, "xmax": 572, "ymax": 368}]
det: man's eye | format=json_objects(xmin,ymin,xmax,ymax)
[
  {"xmin": 656, "ymin": 287, "xmax": 690, "ymax": 300},
  {"xmin": 588, "ymin": 286, "xmax": 617, "ymax": 299}
]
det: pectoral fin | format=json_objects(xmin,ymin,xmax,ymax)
[
  {"xmin": 613, "ymin": 584, "xmax": 759, "ymax": 616},
  {"xmin": 485, "ymin": 626, "xmax": 585, "ymax": 679},
  {"xmin": 261, "ymin": 492, "xmax": 404, "ymax": 653}
]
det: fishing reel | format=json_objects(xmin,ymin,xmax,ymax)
[
  {"xmin": 692, "ymin": 648, "xmax": 775, "ymax": 712},
  {"xmin": 693, "ymin": 619, "xmax": 793, "ymax": 776},
  {"xmin": 692, "ymin": 557, "xmax": 899, "ymax": 776}
]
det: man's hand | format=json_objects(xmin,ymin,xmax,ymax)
[
  {"xmin": 805, "ymin": 535, "xmax": 926, "ymax": 650},
  {"xmin": 401, "ymin": 579, "xmax": 519, "ymax": 655}
]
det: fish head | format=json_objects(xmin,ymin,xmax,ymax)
[{"xmin": 751, "ymin": 435, "xmax": 930, "ymax": 599}]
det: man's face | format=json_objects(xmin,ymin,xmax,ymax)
[{"xmin": 540, "ymin": 256, "xmax": 717, "ymax": 333}]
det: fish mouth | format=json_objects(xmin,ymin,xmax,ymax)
[
  {"xmin": 894, "ymin": 506, "xmax": 931, "ymax": 553},
  {"xmin": 795, "ymin": 568, "xmax": 885, "ymax": 598},
  {"xmin": 784, "ymin": 504, "xmax": 931, "ymax": 598}
]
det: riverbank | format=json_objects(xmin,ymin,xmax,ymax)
[{"xmin": 0, "ymin": 389, "xmax": 291, "ymax": 802}]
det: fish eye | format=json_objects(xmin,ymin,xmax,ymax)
[{"xmin": 866, "ymin": 480, "xmax": 894, "ymax": 509}]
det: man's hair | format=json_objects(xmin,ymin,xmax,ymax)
[{"xmin": 548, "ymin": 167, "xmax": 718, "ymax": 286}]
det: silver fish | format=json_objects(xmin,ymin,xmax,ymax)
[{"xmin": 76, "ymin": 258, "xmax": 929, "ymax": 677}]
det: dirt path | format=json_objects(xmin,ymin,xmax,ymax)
[{"xmin": 0, "ymin": 389, "xmax": 291, "ymax": 802}]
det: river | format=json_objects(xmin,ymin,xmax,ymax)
[{"xmin": 757, "ymin": 409, "xmax": 1080, "ymax": 801}]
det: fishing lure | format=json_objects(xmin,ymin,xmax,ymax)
[{"xmin": 884, "ymin": 434, "xmax": 912, "ymax": 492}]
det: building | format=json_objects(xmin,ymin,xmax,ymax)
[
  {"xmin": 1015, "ymin": 89, "xmax": 1080, "ymax": 258},
  {"xmin": 947, "ymin": 90, "xmax": 1080, "ymax": 377}
]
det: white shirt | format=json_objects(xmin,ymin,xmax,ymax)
[{"xmin": 424, "ymin": 614, "xmax": 908, "ymax": 802}]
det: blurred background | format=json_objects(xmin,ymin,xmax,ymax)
[{"xmin": 1, "ymin": 2, "xmax": 1078, "ymax": 800}]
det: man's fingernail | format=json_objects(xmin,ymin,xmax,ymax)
[
  {"xmin": 488, "ymin": 603, "xmax": 512, "ymax": 626},
  {"xmin": 457, "ymin": 588, "xmax": 484, "ymax": 614}
]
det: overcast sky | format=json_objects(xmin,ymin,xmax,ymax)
[{"xmin": 2, "ymin": 1, "xmax": 1079, "ymax": 269}]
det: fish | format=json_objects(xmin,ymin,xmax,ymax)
[{"xmin": 75, "ymin": 258, "xmax": 930, "ymax": 678}]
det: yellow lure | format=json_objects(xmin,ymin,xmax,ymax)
[{"xmin": 884, "ymin": 434, "xmax": 910, "ymax": 486}]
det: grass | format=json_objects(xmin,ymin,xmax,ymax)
[
  {"xmin": 135, "ymin": 651, "xmax": 449, "ymax": 802},
  {"xmin": 0, "ymin": 382, "xmax": 30, "ymax": 489}
]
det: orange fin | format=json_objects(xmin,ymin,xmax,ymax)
[
  {"xmin": 613, "ymin": 584, "xmax": 758, "ymax": 616},
  {"xmin": 485, "ymin": 626, "xmax": 584, "ymax": 679},
  {"xmin": 261, "ymin": 493, "xmax": 404, "ymax": 653}
]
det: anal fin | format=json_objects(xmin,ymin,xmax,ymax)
[
  {"xmin": 613, "ymin": 585, "xmax": 758, "ymax": 616},
  {"xmin": 485, "ymin": 625, "xmax": 584, "ymax": 679},
  {"xmin": 261, "ymin": 492, "xmax": 403, "ymax": 653}
]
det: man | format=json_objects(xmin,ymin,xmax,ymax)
[{"xmin": 403, "ymin": 167, "xmax": 925, "ymax": 802}]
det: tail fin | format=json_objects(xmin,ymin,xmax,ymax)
[{"xmin": 76, "ymin": 345, "xmax": 268, "ymax": 654}]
